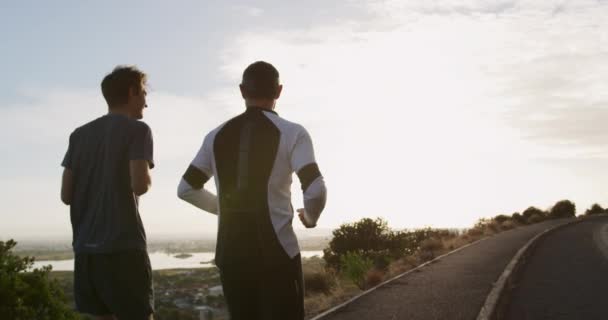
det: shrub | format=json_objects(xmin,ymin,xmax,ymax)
[
  {"xmin": 323, "ymin": 218, "xmax": 391, "ymax": 270},
  {"xmin": 364, "ymin": 269, "xmax": 385, "ymax": 289},
  {"xmin": 527, "ymin": 213, "xmax": 544, "ymax": 224},
  {"xmin": 418, "ymin": 238, "xmax": 444, "ymax": 261},
  {"xmin": 501, "ymin": 220, "xmax": 516, "ymax": 230},
  {"xmin": 387, "ymin": 256, "xmax": 417, "ymax": 276},
  {"xmin": 0, "ymin": 240, "xmax": 79, "ymax": 320},
  {"xmin": 304, "ymin": 270, "xmax": 337, "ymax": 296},
  {"xmin": 340, "ymin": 251, "xmax": 374, "ymax": 290},
  {"xmin": 511, "ymin": 213, "xmax": 526, "ymax": 225},
  {"xmin": 493, "ymin": 215, "xmax": 511, "ymax": 224},
  {"xmin": 466, "ymin": 226, "xmax": 484, "ymax": 238},
  {"xmin": 549, "ymin": 200, "xmax": 576, "ymax": 219},
  {"xmin": 585, "ymin": 203, "xmax": 605, "ymax": 216},
  {"xmin": 366, "ymin": 250, "xmax": 393, "ymax": 271},
  {"xmin": 522, "ymin": 207, "xmax": 546, "ymax": 220}
]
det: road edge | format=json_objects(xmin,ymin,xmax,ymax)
[
  {"xmin": 475, "ymin": 217, "xmax": 584, "ymax": 320},
  {"xmin": 309, "ymin": 236, "xmax": 489, "ymax": 320}
]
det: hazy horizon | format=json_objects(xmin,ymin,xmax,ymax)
[{"xmin": 2, "ymin": 1, "xmax": 608, "ymax": 239}]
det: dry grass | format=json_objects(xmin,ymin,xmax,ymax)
[
  {"xmin": 500, "ymin": 220, "xmax": 517, "ymax": 230},
  {"xmin": 304, "ymin": 276, "xmax": 360, "ymax": 318},
  {"xmin": 364, "ymin": 268, "xmax": 385, "ymax": 288},
  {"xmin": 386, "ymin": 255, "xmax": 418, "ymax": 278}
]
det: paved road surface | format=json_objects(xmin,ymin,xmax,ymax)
[
  {"xmin": 505, "ymin": 216, "xmax": 608, "ymax": 320},
  {"xmin": 317, "ymin": 219, "xmax": 572, "ymax": 320}
]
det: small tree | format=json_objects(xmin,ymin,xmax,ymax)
[
  {"xmin": 522, "ymin": 207, "xmax": 546, "ymax": 221},
  {"xmin": 585, "ymin": 203, "xmax": 605, "ymax": 216},
  {"xmin": 0, "ymin": 240, "xmax": 78, "ymax": 320},
  {"xmin": 323, "ymin": 218, "xmax": 391, "ymax": 270},
  {"xmin": 549, "ymin": 200, "xmax": 576, "ymax": 218},
  {"xmin": 340, "ymin": 251, "xmax": 373, "ymax": 290}
]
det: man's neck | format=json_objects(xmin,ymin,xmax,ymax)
[
  {"xmin": 245, "ymin": 99, "xmax": 275, "ymax": 111},
  {"xmin": 108, "ymin": 106, "xmax": 132, "ymax": 118}
]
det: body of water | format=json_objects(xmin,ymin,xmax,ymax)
[{"xmin": 32, "ymin": 250, "xmax": 324, "ymax": 271}]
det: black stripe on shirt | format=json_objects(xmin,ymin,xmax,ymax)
[
  {"xmin": 297, "ymin": 163, "xmax": 322, "ymax": 192},
  {"xmin": 183, "ymin": 165, "xmax": 210, "ymax": 190}
]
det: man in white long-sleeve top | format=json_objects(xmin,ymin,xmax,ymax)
[{"xmin": 177, "ymin": 61, "xmax": 327, "ymax": 320}]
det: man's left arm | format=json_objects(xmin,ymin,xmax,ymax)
[
  {"xmin": 60, "ymin": 133, "xmax": 74, "ymax": 205},
  {"xmin": 292, "ymin": 128, "xmax": 327, "ymax": 228},
  {"xmin": 177, "ymin": 135, "xmax": 219, "ymax": 214},
  {"xmin": 61, "ymin": 168, "xmax": 73, "ymax": 205}
]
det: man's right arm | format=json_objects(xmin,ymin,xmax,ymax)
[{"xmin": 129, "ymin": 122, "xmax": 154, "ymax": 196}]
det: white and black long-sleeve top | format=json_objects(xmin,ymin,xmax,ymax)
[{"xmin": 177, "ymin": 107, "xmax": 327, "ymax": 267}]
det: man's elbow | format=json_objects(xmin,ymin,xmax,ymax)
[
  {"xmin": 177, "ymin": 188, "xmax": 187, "ymax": 200},
  {"xmin": 132, "ymin": 183, "xmax": 151, "ymax": 196},
  {"xmin": 177, "ymin": 179, "xmax": 194, "ymax": 201},
  {"xmin": 61, "ymin": 195, "xmax": 71, "ymax": 206}
]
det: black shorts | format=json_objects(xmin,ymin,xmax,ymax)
[
  {"xmin": 219, "ymin": 253, "xmax": 304, "ymax": 320},
  {"xmin": 74, "ymin": 250, "xmax": 154, "ymax": 319}
]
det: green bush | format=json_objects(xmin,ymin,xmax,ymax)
[
  {"xmin": 549, "ymin": 200, "xmax": 576, "ymax": 219},
  {"xmin": 0, "ymin": 240, "xmax": 79, "ymax": 320},
  {"xmin": 365, "ymin": 250, "xmax": 393, "ymax": 271},
  {"xmin": 493, "ymin": 215, "xmax": 511, "ymax": 224},
  {"xmin": 511, "ymin": 212, "xmax": 526, "ymax": 225},
  {"xmin": 522, "ymin": 207, "xmax": 546, "ymax": 220},
  {"xmin": 527, "ymin": 213, "xmax": 544, "ymax": 224},
  {"xmin": 323, "ymin": 218, "xmax": 392, "ymax": 270},
  {"xmin": 585, "ymin": 203, "xmax": 605, "ymax": 216},
  {"xmin": 340, "ymin": 251, "xmax": 373, "ymax": 290}
]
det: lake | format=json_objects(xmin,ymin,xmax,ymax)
[{"xmin": 32, "ymin": 250, "xmax": 325, "ymax": 271}]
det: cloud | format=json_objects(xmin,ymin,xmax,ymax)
[
  {"xmin": 231, "ymin": 5, "xmax": 264, "ymax": 17},
  {"xmin": 3, "ymin": 0, "xmax": 608, "ymax": 238},
  {"xmin": 366, "ymin": 0, "xmax": 606, "ymax": 16}
]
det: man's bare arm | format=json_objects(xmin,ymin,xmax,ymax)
[
  {"xmin": 177, "ymin": 178, "xmax": 219, "ymax": 214},
  {"xmin": 61, "ymin": 168, "xmax": 74, "ymax": 205},
  {"xmin": 130, "ymin": 160, "xmax": 152, "ymax": 196}
]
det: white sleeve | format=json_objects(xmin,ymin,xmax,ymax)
[
  {"xmin": 290, "ymin": 128, "xmax": 316, "ymax": 172},
  {"xmin": 177, "ymin": 178, "xmax": 218, "ymax": 214},
  {"xmin": 177, "ymin": 134, "xmax": 218, "ymax": 215},
  {"xmin": 291, "ymin": 127, "xmax": 327, "ymax": 226}
]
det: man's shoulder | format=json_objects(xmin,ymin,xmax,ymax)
[
  {"xmin": 70, "ymin": 116, "xmax": 104, "ymax": 137},
  {"xmin": 264, "ymin": 112, "xmax": 306, "ymax": 135},
  {"xmin": 203, "ymin": 120, "xmax": 230, "ymax": 143},
  {"xmin": 72, "ymin": 115, "xmax": 151, "ymax": 139},
  {"xmin": 129, "ymin": 118, "xmax": 152, "ymax": 133},
  {"xmin": 113, "ymin": 116, "xmax": 152, "ymax": 137}
]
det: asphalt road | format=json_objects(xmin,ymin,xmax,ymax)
[
  {"xmin": 505, "ymin": 215, "xmax": 608, "ymax": 320},
  {"xmin": 317, "ymin": 219, "xmax": 572, "ymax": 320}
]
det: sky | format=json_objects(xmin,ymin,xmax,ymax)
[{"xmin": 1, "ymin": 0, "xmax": 608, "ymax": 240}]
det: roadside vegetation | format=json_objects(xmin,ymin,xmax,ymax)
[
  {"xmin": 303, "ymin": 198, "xmax": 596, "ymax": 317},
  {"xmin": 0, "ymin": 240, "xmax": 79, "ymax": 320},
  {"xmin": 4, "ymin": 199, "xmax": 606, "ymax": 319}
]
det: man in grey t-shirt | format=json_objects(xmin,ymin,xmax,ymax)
[{"xmin": 61, "ymin": 66, "xmax": 154, "ymax": 320}]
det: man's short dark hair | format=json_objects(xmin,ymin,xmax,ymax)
[
  {"xmin": 101, "ymin": 65, "xmax": 147, "ymax": 107},
  {"xmin": 241, "ymin": 61, "xmax": 280, "ymax": 100}
]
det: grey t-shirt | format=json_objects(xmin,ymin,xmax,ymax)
[{"xmin": 62, "ymin": 113, "xmax": 154, "ymax": 253}]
